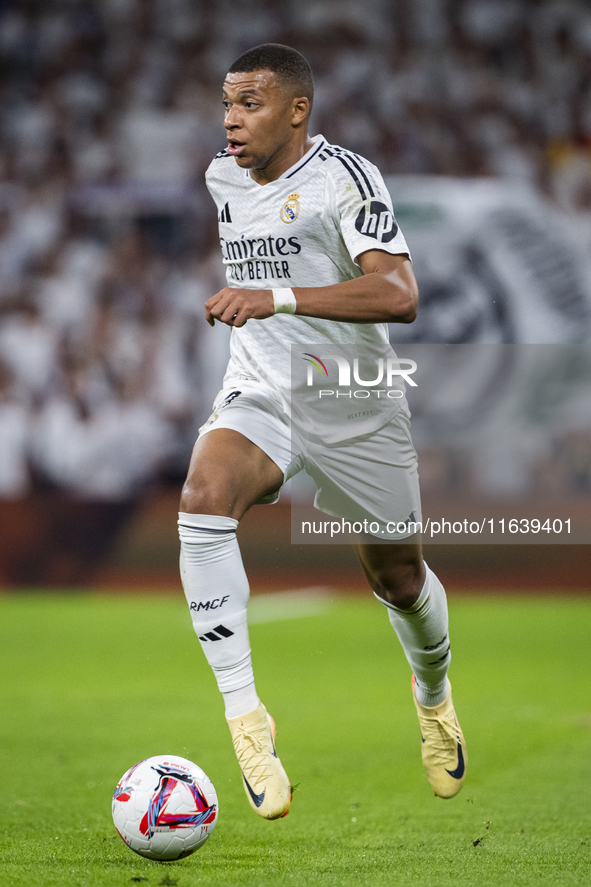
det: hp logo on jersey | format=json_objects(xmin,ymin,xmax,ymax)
[{"xmin": 355, "ymin": 200, "xmax": 398, "ymax": 243}]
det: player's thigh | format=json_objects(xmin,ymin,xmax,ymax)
[
  {"xmin": 181, "ymin": 428, "xmax": 284, "ymax": 520},
  {"xmin": 305, "ymin": 413, "xmax": 421, "ymax": 540}
]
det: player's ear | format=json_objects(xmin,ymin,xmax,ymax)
[{"xmin": 291, "ymin": 96, "xmax": 310, "ymax": 127}]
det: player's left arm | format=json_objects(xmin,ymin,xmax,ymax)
[
  {"xmin": 294, "ymin": 249, "xmax": 418, "ymax": 323},
  {"xmin": 204, "ymin": 250, "xmax": 418, "ymax": 327}
]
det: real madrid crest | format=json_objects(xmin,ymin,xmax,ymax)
[{"xmin": 280, "ymin": 192, "xmax": 300, "ymax": 224}]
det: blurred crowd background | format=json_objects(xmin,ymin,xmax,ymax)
[{"xmin": 1, "ymin": 0, "xmax": 591, "ymax": 584}]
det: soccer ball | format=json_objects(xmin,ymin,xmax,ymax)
[{"xmin": 112, "ymin": 755, "xmax": 218, "ymax": 861}]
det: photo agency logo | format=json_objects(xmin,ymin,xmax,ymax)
[{"xmin": 301, "ymin": 352, "xmax": 417, "ymax": 400}]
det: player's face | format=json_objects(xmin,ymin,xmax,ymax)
[{"xmin": 222, "ymin": 70, "xmax": 305, "ymax": 178}]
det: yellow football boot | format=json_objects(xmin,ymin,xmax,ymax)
[
  {"xmin": 412, "ymin": 675, "xmax": 467, "ymax": 798},
  {"xmin": 226, "ymin": 702, "xmax": 292, "ymax": 820}
]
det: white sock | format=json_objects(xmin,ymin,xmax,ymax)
[
  {"xmin": 178, "ymin": 512, "xmax": 259, "ymax": 719},
  {"xmin": 375, "ymin": 563, "xmax": 450, "ymax": 706}
]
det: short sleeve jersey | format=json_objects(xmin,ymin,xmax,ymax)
[{"xmin": 205, "ymin": 134, "xmax": 410, "ymax": 431}]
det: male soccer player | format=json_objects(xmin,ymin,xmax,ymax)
[{"xmin": 178, "ymin": 44, "xmax": 466, "ymax": 820}]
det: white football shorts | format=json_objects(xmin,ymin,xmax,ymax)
[{"xmin": 198, "ymin": 380, "xmax": 422, "ymax": 540}]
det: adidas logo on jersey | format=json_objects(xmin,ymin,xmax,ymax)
[
  {"xmin": 219, "ymin": 202, "xmax": 232, "ymax": 223},
  {"xmin": 198, "ymin": 624, "xmax": 235, "ymax": 642}
]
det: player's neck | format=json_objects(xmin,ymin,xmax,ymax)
[{"xmin": 249, "ymin": 135, "xmax": 315, "ymax": 185}]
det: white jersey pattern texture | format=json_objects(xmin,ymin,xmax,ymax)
[{"xmin": 205, "ymin": 135, "xmax": 410, "ymax": 411}]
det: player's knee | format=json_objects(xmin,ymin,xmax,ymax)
[
  {"xmin": 368, "ymin": 559, "xmax": 424, "ymax": 609},
  {"xmin": 180, "ymin": 476, "xmax": 231, "ymax": 516}
]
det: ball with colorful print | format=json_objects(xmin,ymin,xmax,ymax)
[{"xmin": 112, "ymin": 755, "xmax": 218, "ymax": 860}]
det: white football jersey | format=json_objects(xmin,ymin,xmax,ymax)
[{"xmin": 205, "ymin": 134, "xmax": 411, "ymax": 435}]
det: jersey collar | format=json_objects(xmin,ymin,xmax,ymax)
[{"xmin": 245, "ymin": 135, "xmax": 327, "ymax": 184}]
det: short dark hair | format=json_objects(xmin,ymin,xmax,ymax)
[{"xmin": 228, "ymin": 44, "xmax": 314, "ymax": 108}]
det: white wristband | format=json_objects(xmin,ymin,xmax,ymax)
[{"xmin": 272, "ymin": 287, "xmax": 296, "ymax": 315}]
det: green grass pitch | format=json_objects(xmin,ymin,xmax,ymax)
[{"xmin": 0, "ymin": 591, "xmax": 590, "ymax": 887}]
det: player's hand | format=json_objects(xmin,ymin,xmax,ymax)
[{"xmin": 205, "ymin": 288, "xmax": 274, "ymax": 327}]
